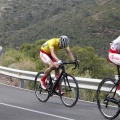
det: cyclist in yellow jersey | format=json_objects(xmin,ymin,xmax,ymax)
[
  {"xmin": 41, "ymin": 38, "xmax": 63, "ymax": 54},
  {"xmin": 40, "ymin": 35, "xmax": 75, "ymax": 90}
]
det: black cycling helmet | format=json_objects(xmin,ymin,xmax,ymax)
[{"xmin": 59, "ymin": 35, "xmax": 69, "ymax": 48}]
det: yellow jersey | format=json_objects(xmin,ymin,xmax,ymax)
[{"xmin": 41, "ymin": 38, "xmax": 69, "ymax": 54}]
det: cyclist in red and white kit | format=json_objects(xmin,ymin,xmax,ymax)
[{"xmin": 108, "ymin": 36, "xmax": 120, "ymax": 95}]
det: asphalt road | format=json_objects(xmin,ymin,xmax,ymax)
[{"xmin": 0, "ymin": 83, "xmax": 120, "ymax": 120}]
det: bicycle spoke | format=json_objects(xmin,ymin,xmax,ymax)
[
  {"xmin": 97, "ymin": 78, "xmax": 120, "ymax": 119},
  {"xmin": 60, "ymin": 74, "xmax": 79, "ymax": 107},
  {"xmin": 34, "ymin": 72, "xmax": 49, "ymax": 102}
]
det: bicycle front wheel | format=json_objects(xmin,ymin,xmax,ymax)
[
  {"xmin": 60, "ymin": 74, "xmax": 79, "ymax": 107},
  {"xmin": 96, "ymin": 78, "xmax": 120, "ymax": 119},
  {"xmin": 34, "ymin": 72, "xmax": 49, "ymax": 102}
]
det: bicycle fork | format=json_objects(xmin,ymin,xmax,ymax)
[{"xmin": 63, "ymin": 74, "xmax": 72, "ymax": 92}]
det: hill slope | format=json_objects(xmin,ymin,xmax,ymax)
[{"xmin": 0, "ymin": 0, "xmax": 120, "ymax": 57}]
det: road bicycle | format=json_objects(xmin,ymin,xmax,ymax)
[
  {"xmin": 34, "ymin": 60, "xmax": 79, "ymax": 107},
  {"xmin": 96, "ymin": 65, "xmax": 120, "ymax": 119}
]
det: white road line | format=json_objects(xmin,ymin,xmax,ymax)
[{"xmin": 0, "ymin": 102, "xmax": 75, "ymax": 120}]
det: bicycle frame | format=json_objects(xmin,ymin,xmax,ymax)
[
  {"xmin": 96, "ymin": 65, "xmax": 120, "ymax": 119},
  {"xmin": 34, "ymin": 60, "xmax": 79, "ymax": 107},
  {"xmin": 104, "ymin": 65, "xmax": 120, "ymax": 106},
  {"xmin": 48, "ymin": 61, "xmax": 78, "ymax": 95}
]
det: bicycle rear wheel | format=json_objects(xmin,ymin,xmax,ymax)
[
  {"xmin": 96, "ymin": 78, "xmax": 120, "ymax": 119},
  {"xmin": 34, "ymin": 72, "xmax": 49, "ymax": 102},
  {"xmin": 60, "ymin": 74, "xmax": 79, "ymax": 107}
]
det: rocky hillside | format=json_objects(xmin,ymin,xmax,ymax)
[{"xmin": 0, "ymin": 0, "xmax": 120, "ymax": 57}]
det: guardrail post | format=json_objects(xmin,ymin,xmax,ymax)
[{"xmin": 20, "ymin": 79, "xmax": 24, "ymax": 88}]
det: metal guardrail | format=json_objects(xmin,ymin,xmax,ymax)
[
  {"xmin": 0, "ymin": 66, "xmax": 102, "ymax": 90},
  {"xmin": 0, "ymin": 66, "xmax": 37, "ymax": 88}
]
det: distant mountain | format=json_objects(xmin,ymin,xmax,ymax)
[{"xmin": 0, "ymin": 0, "xmax": 120, "ymax": 57}]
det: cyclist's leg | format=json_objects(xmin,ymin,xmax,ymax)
[
  {"xmin": 40, "ymin": 52, "xmax": 55, "ymax": 89},
  {"xmin": 116, "ymin": 81, "xmax": 120, "ymax": 95},
  {"xmin": 55, "ymin": 69, "xmax": 60, "ymax": 78},
  {"xmin": 52, "ymin": 56, "xmax": 59, "ymax": 78},
  {"xmin": 54, "ymin": 69, "xmax": 61, "ymax": 91}
]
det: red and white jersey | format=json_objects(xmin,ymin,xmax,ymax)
[{"xmin": 110, "ymin": 36, "xmax": 120, "ymax": 53}]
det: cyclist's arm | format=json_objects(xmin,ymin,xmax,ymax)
[
  {"xmin": 65, "ymin": 47, "xmax": 75, "ymax": 61},
  {"xmin": 50, "ymin": 47, "xmax": 59, "ymax": 62}
]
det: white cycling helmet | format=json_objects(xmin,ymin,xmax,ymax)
[{"xmin": 59, "ymin": 35, "xmax": 69, "ymax": 48}]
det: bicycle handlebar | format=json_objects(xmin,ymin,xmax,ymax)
[{"xmin": 60, "ymin": 60, "xmax": 79, "ymax": 69}]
